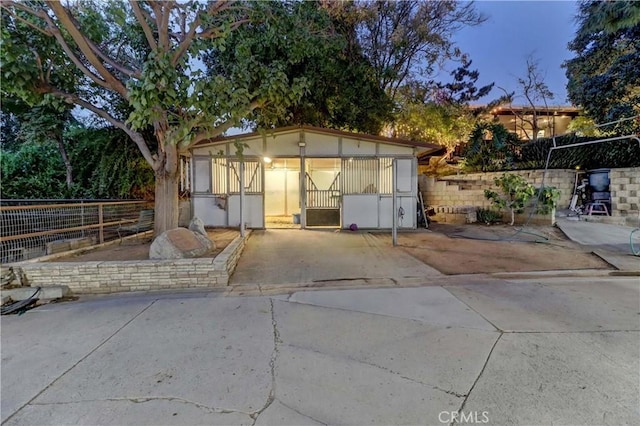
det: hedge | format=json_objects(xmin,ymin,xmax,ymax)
[{"xmin": 517, "ymin": 133, "xmax": 640, "ymax": 170}]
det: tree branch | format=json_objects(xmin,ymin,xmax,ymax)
[
  {"xmin": 185, "ymin": 101, "xmax": 261, "ymax": 149},
  {"xmin": 47, "ymin": 1, "xmax": 129, "ymax": 98},
  {"xmin": 171, "ymin": 1, "xmax": 245, "ymax": 66},
  {"xmin": 171, "ymin": 15, "xmax": 201, "ymax": 66},
  {"xmin": 129, "ymin": 0, "xmax": 157, "ymax": 50},
  {"xmin": 39, "ymin": 12, "xmax": 115, "ymax": 93},
  {"xmin": 84, "ymin": 37, "xmax": 142, "ymax": 79},
  {"xmin": 3, "ymin": 5, "xmax": 52, "ymax": 37},
  {"xmin": 150, "ymin": 1, "xmax": 170, "ymax": 50},
  {"xmin": 48, "ymin": 88, "xmax": 156, "ymax": 168}
]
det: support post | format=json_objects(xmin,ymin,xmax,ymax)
[
  {"xmin": 392, "ymin": 159, "xmax": 398, "ymax": 246},
  {"xmin": 98, "ymin": 203, "xmax": 104, "ymax": 244},
  {"xmin": 239, "ymin": 160, "xmax": 245, "ymax": 237},
  {"xmin": 299, "ymin": 136, "xmax": 306, "ymax": 229}
]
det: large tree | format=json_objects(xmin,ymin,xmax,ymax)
[
  {"xmin": 564, "ymin": 1, "xmax": 640, "ymax": 133},
  {"xmin": 1, "ymin": 1, "xmax": 324, "ymax": 234},
  {"xmin": 206, "ymin": 1, "xmax": 393, "ymax": 134},
  {"xmin": 352, "ymin": 0, "xmax": 486, "ymax": 100}
]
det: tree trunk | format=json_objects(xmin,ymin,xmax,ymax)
[
  {"xmin": 154, "ymin": 170, "xmax": 180, "ymax": 236},
  {"xmin": 56, "ymin": 137, "xmax": 73, "ymax": 189}
]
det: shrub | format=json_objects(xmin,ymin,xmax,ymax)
[
  {"xmin": 476, "ymin": 207, "xmax": 502, "ymax": 225},
  {"xmin": 535, "ymin": 186, "xmax": 560, "ymax": 214},
  {"xmin": 484, "ymin": 173, "xmax": 535, "ymax": 225},
  {"xmin": 519, "ymin": 134, "xmax": 640, "ymax": 169}
]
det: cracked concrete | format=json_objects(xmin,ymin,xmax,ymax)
[
  {"xmin": 249, "ymin": 299, "xmax": 280, "ymax": 425},
  {"xmin": 2, "ymin": 275, "xmax": 639, "ymax": 425}
]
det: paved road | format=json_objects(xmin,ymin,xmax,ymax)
[{"xmin": 2, "ymin": 275, "xmax": 638, "ymax": 425}]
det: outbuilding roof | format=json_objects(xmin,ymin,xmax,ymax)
[{"xmin": 194, "ymin": 125, "xmax": 443, "ymax": 154}]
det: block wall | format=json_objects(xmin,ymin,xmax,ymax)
[
  {"xmin": 419, "ymin": 169, "xmax": 575, "ymax": 211},
  {"xmin": 609, "ymin": 167, "xmax": 640, "ymax": 223}
]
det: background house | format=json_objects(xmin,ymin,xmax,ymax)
[
  {"xmin": 486, "ymin": 105, "xmax": 581, "ymax": 141},
  {"xmin": 418, "ymin": 105, "xmax": 582, "ymax": 169}
]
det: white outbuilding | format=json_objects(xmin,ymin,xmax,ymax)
[{"xmin": 189, "ymin": 126, "xmax": 440, "ymax": 230}]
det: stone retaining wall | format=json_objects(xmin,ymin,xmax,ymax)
[
  {"xmin": 420, "ymin": 170, "xmax": 575, "ymax": 209},
  {"xmin": 419, "ymin": 170, "xmax": 574, "ymax": 225},
  {"xmin": 13, "ymin": 231, "xmax": 250, "ymax": 294},
  {"xmin": 419, "ymin": 168, "xmax": 638, "ymax": 226}
]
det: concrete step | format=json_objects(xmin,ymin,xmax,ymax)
[{"xmin": 1, "ymin": 285, "xmax": 71, "ymax": 302}]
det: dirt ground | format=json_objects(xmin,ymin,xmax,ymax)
[
  {"xmin": 378, "ymin": 223, "xmax": 611, "ymax": 275},
  {"xmin": 51, "ymin": 229, "xmax": 239, "ymax": 262}
]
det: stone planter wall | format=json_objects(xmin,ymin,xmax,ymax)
[{"xmin": 13, "ymin": 231, "xmax": 250, "ymax": 294}]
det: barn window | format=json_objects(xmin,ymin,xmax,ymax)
[
  {"xmin": 342, "ymin": 158, "xmax": 393, "ymax": 195},
  {"xmin": 229, "ymin": 160, "xmax": 262, "ymax": 194},
  {"xmin": 211, "ymin": 158, "xmax": 228, "ymax": 195}
]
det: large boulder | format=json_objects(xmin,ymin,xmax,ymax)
[
  {"xmin": 188, "ymin": 216, "xmax": 207, "ymax": 237},
  {"xmin": 149, "ymin": 227, "xmax": 215, "ymax": 260}
]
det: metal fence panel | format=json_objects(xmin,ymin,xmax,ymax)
[
  {"xmin": 229, "ymin": 161, "xmax": 262, "ymax": 194},
  {"xmin": 211, "ymin": 158, "xmax": 228, "ymax": 195},
  {"xmin": 342, "ymin": 158, "xmax": 393, "ymax": 195},
  {"xmin": 0, "ymin": 201, "xmax": 150, "ymax": 262}
]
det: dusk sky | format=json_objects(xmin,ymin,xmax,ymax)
[{"xmin": 447, "ymin": 0, "xmax": 579, "ymax": 106}]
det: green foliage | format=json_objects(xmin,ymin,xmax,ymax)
[
  {"xmin": 67, "ymin": 127, "xmax": 155, "ymax": 199},
  {"xmin": 566, "ymin": 116, "xmax": 601, "ymax": 137},
  {"xmin": 484, "ymin": 174, "xmax": 535, "ymax": 225},
  {"xmin": 475, "ymin": 207, "xmax": 502, "ymax": 225},
  {"xmin": 205, "ymin": 1, "xmax": 393, "ymax": 134},
  {"xmin": 393, "ymin": 101, "xmax": 475, "ymax": 148},
  {"xmin": 519, "ymin": 134, "xmax": 640, "ymax": 170},
  {"xmin": 535, "ymin": 186, "xmax": 560, "ymax": 215},
  {"xmin": 463, "ymin": 122, "xmax": 521, "ymax": 172},
  {"xmin": 392, "ymin": 58, "xmax": 493, "ymax": 151},
  {"xmin": 565, "ymin": 1, "xmax": 640, "ymax": 131},
  {"xmin": 0, "ymin": 125, "xmax": 154, "ymax": 200},
  {"xmin": 1, "ymin": 1, "xmax": 332, "ymax": 159},
  {"xmin": 0, "ymin": 142, "xmax": 68, "ymax": 198}
]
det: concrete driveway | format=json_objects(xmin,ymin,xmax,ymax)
[
  {"xmin": 230, "ymin": 229, "xmax": 442, "ymax": 287},
  {"xmin": 2, "ymin": 275, "xmax": 638, "ymax": 425}
]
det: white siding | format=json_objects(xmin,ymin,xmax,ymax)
[
  {"xmin": 343, "ymin": 195, "xmax": 378, "ymax": 228},
  {"xmin": 378, "ymin": 144, "xmax": 414, "ymax": 155},
  {"xmin": 305, "ymin": 133, "xmax": 339, "ymax": 156},
  {"xmin": 193, "ymin": 158, "xmax": 211, "ymax": 192},
  {"xmin": 265, "ymin": 131, "xmax": 300, "ymax": 156},
  {"xmin": 193, "ymin": 196, "xmax": 227, "ymax": 227},
  {"xmin": 396, "ymin": 159, "xmax": 413, "ymax": 193},
  {"xmin": 342, "ymin": 138, "xmax": 376, "ymax": 155},
  {"xmin": 242, "ymin": 138, "xmax": 264, "ymax": 156},
  {"xmin": 228, "ymin": 194, "xmax": 264, "ymax": 228},
  {"xmin": 191, "ymin": 144, "xmax": 224, "ymax": 156}
]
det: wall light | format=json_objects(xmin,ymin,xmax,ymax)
[{"xmin": 263, "ymin": 157, "xmax": 272, "ymax": 164}]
